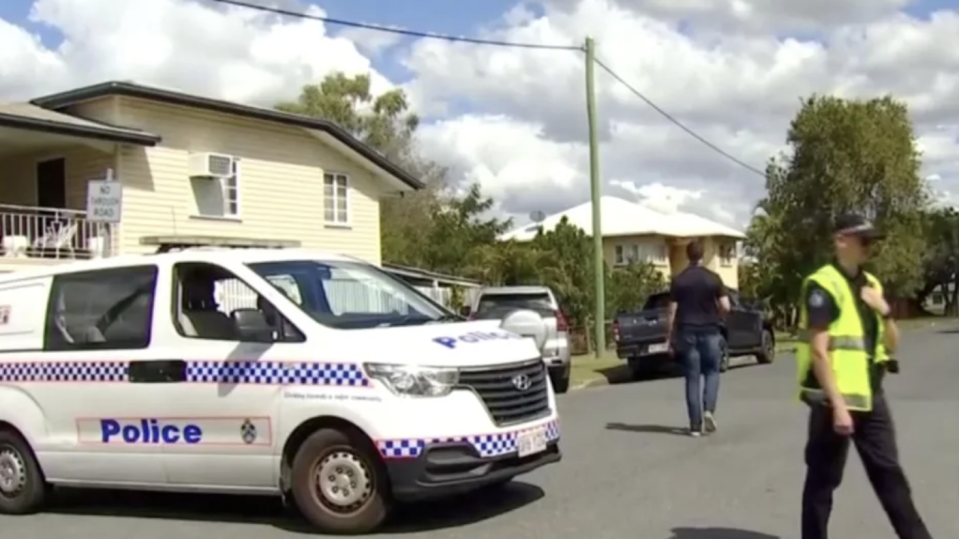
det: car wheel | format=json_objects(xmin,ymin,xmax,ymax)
[
  {"xmin": 756, "ymin": 329, "xmax": 775, "ymax": 364},
  {"xmin": 552, "ymin": 370, "xmax": 570, "ymax": 394},
  {"xmin": 0, "ymin": 429, "xmax": 47, "ymax": 515},
  {"xmin": 719, "ymin": 338, "xmax": 730, "ymax": 372},
  {"xmin": 290, "ymin": 428, "xmax": 391, "ymax": 535}
]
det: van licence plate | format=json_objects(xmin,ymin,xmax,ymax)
[
  {"xmin": 517, "ymin": 426, "xmax": 548, "ymax": 457},
  {"xmin": 647, "ymin": 342, "xmax": 668, "ymax": 353}
]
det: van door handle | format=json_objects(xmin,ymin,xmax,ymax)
[{"xmin": 128, "ymin": 360, "xmax": 187, "ymax": 383}]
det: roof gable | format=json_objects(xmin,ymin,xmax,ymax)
[
  {"xmin": 500, "ymin": 196, "xmax": 746, "ymax": 241},
  {"xmin": 31, "ymin": 81, "xmax": 422, "ymax": 191}
]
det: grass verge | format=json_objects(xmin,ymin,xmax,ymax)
[{"xmin": 568, "ymin": 317, "xmax": 943, "ymax": 390}]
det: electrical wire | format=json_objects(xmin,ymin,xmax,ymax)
[
  {"xmin": 207, "ymin": 0, "xmax": 583, "ymax": 51},
  {"xmin": 594, "ymin": 56, "xmax": 767, "ymax": 177}
]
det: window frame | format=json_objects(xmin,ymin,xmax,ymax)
[
  {"xmin": 323, "ymin": 172, "xmax": 350, "ymax": 226},
  {"xmin": 170, "ymin": 262, "xmax": 305, "ymax": 343},
  {"xmin": 42, "ymin": 265, "xmax": 158, "ymax": 351},
  {"xmin": 221, "ymin": 158, "xmax": 240, "ymax": 218},
  {"xmin": 719, "ymin": 242, "xmax": 736, "ymax": 267}
]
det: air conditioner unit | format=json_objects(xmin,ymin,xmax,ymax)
[{"xmin": 188, "ymin": 152, "xmax": 234, "ymax": 179}]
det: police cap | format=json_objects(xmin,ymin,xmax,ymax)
[{"xmin": 833, "ymin": 213, "xmax": 885, "ymax": 240}]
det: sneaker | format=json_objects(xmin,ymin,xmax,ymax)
[
  {"xmin": 688, "ymin": 429, "xmax": 702, "ymax": 437},
  {"xmin": 704, "ymin": 411, "xmax": 718, "ymax": 433}
]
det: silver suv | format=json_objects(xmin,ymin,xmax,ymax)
[{"xmin": 469, "ymin": 286, "xmax": 572, "ymax": 393}]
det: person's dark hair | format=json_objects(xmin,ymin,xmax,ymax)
[{"xmin": 686, "ymin": 240, "xmax": 704, "ymax": 263}]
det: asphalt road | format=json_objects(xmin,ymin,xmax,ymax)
[{"xmin": 3, "ymin": 326, "xmax": 957, "ymax": 539}]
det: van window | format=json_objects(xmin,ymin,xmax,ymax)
[
  {"xmin": 43, "ymin": 265, "xmax": 158, "ymax": 351},
  {"xmin": 172, "ymin": 262, "xmax": 304, "ymax": 343}
]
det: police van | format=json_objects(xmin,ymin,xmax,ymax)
[{"xmin": 0, "ymin": 249, "xmax": 561, "ymax": 533}]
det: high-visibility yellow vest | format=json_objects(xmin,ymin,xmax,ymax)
[{"xmin": 796, "ymin": 264, "xmax": 887, "ymax": 412}]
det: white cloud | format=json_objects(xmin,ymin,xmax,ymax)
[
  {"xmin": 1, "ymin": 0, "xmax": 393, "ymax": 104},
  {"xmin": 3, "ymin": 0, "xmax": 959, "ymax": 231}
]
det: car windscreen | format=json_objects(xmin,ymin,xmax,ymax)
[
  {"xmin": 476, "ymin": 293, "xmax": 554, "ymax": 317},
  {"xmin": 246, "ymin": 259, "xmax": 455, "ymax": 329}
]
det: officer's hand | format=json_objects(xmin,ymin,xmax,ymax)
[
  {"xmin": 833, "ymin": 406, "xmax": 854, "ymax": 436},
  {"xmin": 860, "ymin": 287, "xmax": 891, "ymax": 317}
]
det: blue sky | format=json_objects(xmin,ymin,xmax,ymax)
[
  {"xmin": 0, "ymin": 0, "xmax": 952, "ymax": 86},
  {"xmin": 0, "ymin": 0, "xmax": 535, "ymax": 85}
]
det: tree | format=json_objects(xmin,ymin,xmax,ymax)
[
  {"xmin": 919, "ymin": 207, "xmax": 959, "ymax": 314},
  {"xmin": 279, "ymin": 73, "xmax": 504, "ymax": 269},
  {"xmin": 749, "ymin": 95, "xmax": 930, "ymax": 326}
]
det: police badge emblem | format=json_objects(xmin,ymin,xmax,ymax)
[{"xmin": 240, "ymin": 419, "xmax": 257, "ymax": 444}]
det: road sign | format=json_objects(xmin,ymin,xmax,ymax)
[{"xmin": 86, "ymin": 179, "xmax": 123, "ymax": 223}]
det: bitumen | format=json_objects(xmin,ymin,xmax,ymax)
[{"xmin": 2, "ymin": 326, "xmax": 956, "ymax": 538}]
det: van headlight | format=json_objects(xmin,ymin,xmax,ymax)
[{"xmin": 363, "ymin": 363, "xmax": 459, "ymax": 397}]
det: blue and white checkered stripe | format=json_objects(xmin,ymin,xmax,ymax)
[
  {"xmin": 186, "ymin": 361, "xmax": 369, "ymax": 386},
  {"xmin": 377, "ymin": 419, "xmax": 561, "ymax": 459},
  {"xmin": 0, "ymin": 361, "xmax": 129, "ymax": 382},
  {"xmin": 0, "ymin": 360, "xmax": 369, "ymax": 386}
]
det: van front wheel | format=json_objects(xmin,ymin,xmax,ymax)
[
  {"xmin": 0, "ymin": 430, "xmax": 46, "ymax": 515},
  {"xmin": 290, "ymin": 428, "xmax": 391, "ymax": 535}
]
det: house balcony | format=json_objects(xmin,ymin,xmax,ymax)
[{"xmin": 0, "ymin": 204, "xmax": 111, "ymax": 272}]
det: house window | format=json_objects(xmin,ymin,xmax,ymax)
[
  {"xmin": 614, "ymin": 242, "xmax": 667, "ymax": 266},
  {"xmin": 719, "ymin": 243, "xmax": 736, "ymax": 267},
  {"xmin": 324, "ymin": 172, "xmax": 349, "ymax": 225},
  {"xmin": 191, "ymin": 158, "xmax": 240, "ymax": 218}
]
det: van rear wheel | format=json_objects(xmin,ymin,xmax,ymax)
[
  {"xmin": 0, "ymin": 430, "xmax": 46, "ymax": 515},
  {"xmin": 290, "ymin": 428, "xmax": 391, "ymax": 535}
]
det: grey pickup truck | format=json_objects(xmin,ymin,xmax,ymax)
[{"xmin": 612, "ymin": 290, "xmax": 776, "ymax": 380}]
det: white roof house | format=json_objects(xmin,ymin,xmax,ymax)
[{"xmin": 500, "ymin": 196, "xmax": 746, "ymax": 241}]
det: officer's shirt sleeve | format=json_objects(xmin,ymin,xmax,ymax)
[{"xmin": 805, "ymin": 282, "xmax": 838, "ymax": 330}]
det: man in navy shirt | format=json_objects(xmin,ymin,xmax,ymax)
[{"xmin": 664, "ymin": 240, "xmax": 730, "ymax": 436}]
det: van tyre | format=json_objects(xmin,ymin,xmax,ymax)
[
  {"xmin": 290, "ymin": 428, "xmax": 391, "ymax": 535},
  {"xmin": 0, "ymin": 430, "xmax": 46, "ymax": 515},
  {"xmin": 756, "ymin": 329, "xmax": 775, "ymax": 364}
]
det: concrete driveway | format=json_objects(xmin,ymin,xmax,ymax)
[{"xmin": 2, "ymin": 327, "xmax": 956, "ymax": 538}]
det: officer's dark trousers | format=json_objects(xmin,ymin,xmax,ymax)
[{"xmin": 801, "ymin": 394, "xmax": 932, "ymax": 539}]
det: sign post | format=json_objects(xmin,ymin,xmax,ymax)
[{"xmin": 86, "ymin": 169, "xmax": 122, "ymax": 257}]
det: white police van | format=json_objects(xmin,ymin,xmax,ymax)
[{"xmin": 0, "ymin": 249, "xmax": 561, "ymax": 533}]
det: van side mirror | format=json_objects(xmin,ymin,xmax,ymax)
[{"xmin": 231, "ymin": 308, "xmax": 275, "ymax": 343}]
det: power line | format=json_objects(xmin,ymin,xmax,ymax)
[
  {"xmin": 593, "ymin": 56, "xmax": 767, "ymax": 178},
  {"xmin": 208, "ymin": 0, "xmax": 583, "ymax": 51}
]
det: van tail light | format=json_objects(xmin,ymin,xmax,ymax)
[
  {"xmin": 612, "ymin": 319, "xmax": 620, "ymax": 343},
  {"xmin": 555, "ymin": 310, "xmax": 568, "ymax": 332}
]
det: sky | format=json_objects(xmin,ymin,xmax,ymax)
[{"xmin": 2, "ymin": 0, "xmax": 959, "ymax": 231}]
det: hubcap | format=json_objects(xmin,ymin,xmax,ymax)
[
  {"xmin": 313, "ymin": 451, "xmax": 373, "ymax": 513},
  {"xmin": 0, "ymin": 446, "xmax": 26, "ymax": 497}
]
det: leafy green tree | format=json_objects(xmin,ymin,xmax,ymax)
[
  {"xmin": 606, "ymin": 262, "xmax": 667, "ymax": 317},
  {"xmin": 919, "ymin": 207, "xmax": 959, "ymax": 314},
  {"xmin": 751, "ymin": 95, "xmax": 930, "ymax": 326},
  {"xmin": 528, "ymin": 217, "xmax": 595, "ymax": 328},
  {"xmin": 279, "ymin": 73, "xmax": 506, "ymax": 269}
]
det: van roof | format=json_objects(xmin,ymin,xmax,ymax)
[{"xmin": 0, "ymin": 248, "xmax": 360, "ymax": 282}]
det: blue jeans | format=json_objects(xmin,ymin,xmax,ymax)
[{"xmin": 676, "ymin": 329, "xmax": 722, "ymax": 430}]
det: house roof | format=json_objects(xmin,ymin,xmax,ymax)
[
  {"xmin": 31, "ymin": 81, "xmax": 424, "ymax": 190},
  {"xmin": 499, "ymin": 195, "xmax": 746, "ymax": 241},
  {"xmin": 0, "ymin": 102, "xmax": 160, "ymax": 146}
]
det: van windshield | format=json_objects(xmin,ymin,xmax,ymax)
[{"xmin": 246, "ymin": 260, "xmax": 454, "ymax": 329}]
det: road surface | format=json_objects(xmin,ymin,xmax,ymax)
[{"xmin": 3, "ymin": 327, "xmax": 956, "ymax": 538}]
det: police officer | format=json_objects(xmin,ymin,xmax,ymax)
[{"xmin": 797, "ymin": 214, "xmax": 933, "ymax": 539}]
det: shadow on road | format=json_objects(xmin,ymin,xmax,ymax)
[
  {"xmin": 605, "ymin": 422, "xmax": 689, "ymax": 436},
  {"xmin": 936, "ymin": 329, "xmax": 959, "ymax": 334},
  {"xmin": 595, "ymin": 358, "xmax": 758, "ymax": 387},
  {"xmin": 45, "ymin": 481, "xmax": 544, "ymax": 534},
  {"xmin": 669, "ymin": 526, "xmax": 780, "ymax": 539}
]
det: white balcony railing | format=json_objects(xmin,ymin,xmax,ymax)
[{"xmin": 0, "ymin": 204, "xmax": 110, "ymax": 260}]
